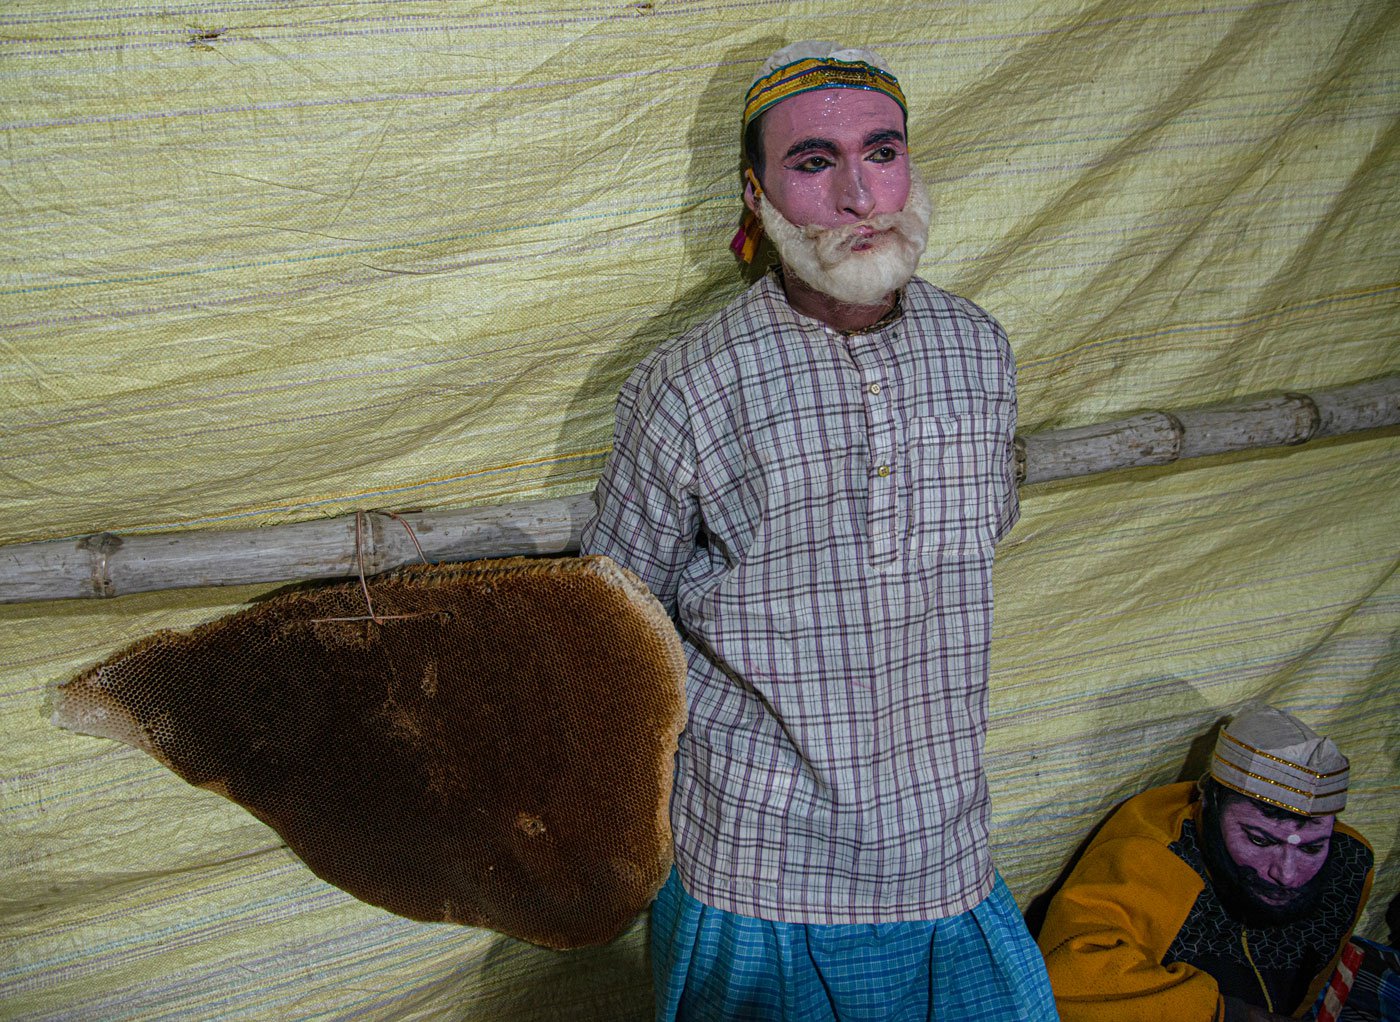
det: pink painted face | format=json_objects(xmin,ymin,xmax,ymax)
[
  {"xmin": 1217, "ymin": 798, "xmax": 1334, "ymax": 905},
  {"xmin": 747, "ymin": 88, "xmax": 911, "ymax": 237}
]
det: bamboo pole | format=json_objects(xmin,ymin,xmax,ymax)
[
  {"xmin": 2, "ymin": 375, "xmax": 1396, "ymax": 604},
  {"xmin": 1018, "ymin": 375, "xmax": 1400, "ymax": 483}
]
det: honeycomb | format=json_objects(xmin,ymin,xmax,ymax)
[{"xmin": 54, "ymin": 556, "xmax": 687, "ymax": 950}]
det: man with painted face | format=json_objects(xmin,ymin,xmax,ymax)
[
  {"xmin": 583, "ymin": 41, "xmax": 1056, "ymax": 1020},
  {"xmin": 1038, "ymin": 706, "xmax": 1375, "ymax": 1022}
]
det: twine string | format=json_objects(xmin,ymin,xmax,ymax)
[
  {"xmin": 384, "ymin": 510, "xmax": 430, "ymax": 565},
  {"xmin": 354, "ymin": 510, "xmax": 382, "ymax": 623},
  {"xmin": 309, "ymin": 510, "xmax": 435, "ymax": 624}
]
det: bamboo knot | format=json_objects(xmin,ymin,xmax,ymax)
[
  {"xmin": 1159, "ymin": 410, "xmax": 1186, "ymax": 462},
  {"xmin": 1283, "ymin": 392, "xmax": 1322, "ymax": 445},
  {"xmin": 1012, "ymin": 435, "xmax": 1028, "ymax": 486},
  {"xmin": 78, "ymin": 532, "xmax": 123, "ymax": 599}
]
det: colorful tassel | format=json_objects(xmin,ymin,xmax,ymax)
[{"xmin": 731, "ymin": 168, "xmax": 765, "ymax": 264}]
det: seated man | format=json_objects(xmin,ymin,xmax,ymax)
[{"xmin": 1038, "ymin": 705, "xmax": 1374, "ymax": 1022}]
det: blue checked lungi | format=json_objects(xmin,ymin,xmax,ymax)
[{"xmin": 651, "ymin": 869, "xmax": 1058, "ymax": 1021}]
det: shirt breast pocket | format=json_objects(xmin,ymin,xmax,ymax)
[{"xmin": 908, "ymin": 405, "xmax": 1011, "ymax": 561}]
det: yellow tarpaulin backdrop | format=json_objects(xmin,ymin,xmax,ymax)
[{"xmin": 3, "ymin": 1, "xmax": 1397, "ymax": 1018}]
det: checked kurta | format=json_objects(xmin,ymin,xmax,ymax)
[{"xmin": 583, "ymin": 271, "xmax": 1019, "ymax": 924}]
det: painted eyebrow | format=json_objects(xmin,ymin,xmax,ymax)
[
  {"xmin": 864, "ymin": 129, "xmax": 906, "ymax": 147},
  {"xmin": 783, "ymin": 137, "xmax": 838, "ymax": 160},
  {"xmin": 782, "ymin": 129, "xmax": 907, "ymax": 162}
]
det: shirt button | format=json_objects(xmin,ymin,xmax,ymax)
[
  {"xmin": 877, "ymin": 464, "xmax": 891, "ymax": 477},
  {"xmin": 868, "ymin": 383, "xmax": 881, "ymax": 395}
]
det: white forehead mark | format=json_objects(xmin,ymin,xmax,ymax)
[{"xmin": 1287, "ymin": 833, "xmax": 1301, "ymax": 845}]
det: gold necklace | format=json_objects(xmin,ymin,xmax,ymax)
[{"xmin": 1239, "ymin": 928, "xmax": 1276, "ymax": 1014}]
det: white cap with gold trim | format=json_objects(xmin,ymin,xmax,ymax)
[{"xmin": 1211, "ymin": 705, "xmax": 1349, "ymax": 816}]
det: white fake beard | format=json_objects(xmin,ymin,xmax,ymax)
[{"xmin": 759, "ymin": 165, "xmax": 932, "ymax": 307}]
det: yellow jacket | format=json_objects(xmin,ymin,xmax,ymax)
[{"xmin": 1037, "ymin": 782, "xmax": 1373, "ymax": 1022}]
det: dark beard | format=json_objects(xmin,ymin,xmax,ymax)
[{"xmin": 1200, "ymin": 798, "xmax": 1334, "ymax": 928}]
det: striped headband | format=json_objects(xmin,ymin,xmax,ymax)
[
  {"xmin": 742, "ymin": 57, "xmax": 907, "ymax": 129},
  {"xmin": 1209, "ymin": 707, "xmax": 1349, "ymax": 816}
]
